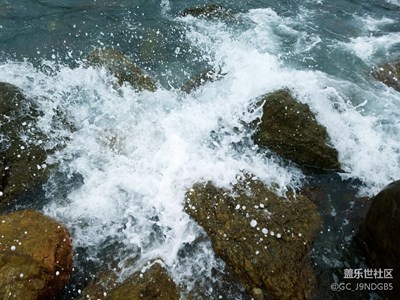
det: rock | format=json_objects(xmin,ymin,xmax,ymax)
[
  {"xmin": 82, "ymin": 260, "xmax": 179, "ymax": 300},
  {"xmin": 185, "ymin": 174, "xmax": 321, "ymax": 300},
  {"xmin": 104, "ymin": 261, "xmax": 179, "ymax": 300},
  {"xmin": 180, "ymin": 4, "xmax": 232, "ymax": 20},
  {"xmin": 0, "ymin": 83, "xmax": 48, "ymax": 212},
  {"xmin": 252, "ymin": 89, "xmax": 340, "ymax": 171},
  {"xmin": 360, "ymin": 180, "xmax": 400, "ymax": 298},
  {"xmin": 371, "ymin": 61, "xmax": 400, "ymax": 92},
  {"xmin": 0, "ymin": 209, "xmax": 73, "ymax": 299},
  {"xmin": 87, "ymin": 48, "xmax": 157, "ymax": 92},
  {"xmin": 181, "ymin": 68, "xmax": 226, "ymax": 94}
]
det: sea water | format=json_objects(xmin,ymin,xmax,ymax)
[{"xmin": 0, "ymin": 0, "xmax": 399, "ymax": 298}]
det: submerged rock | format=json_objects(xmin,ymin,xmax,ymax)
[
  {"xmin": 87, "ymin": 48, "xmax": 157, "ymax": 92},
  {"xmin": 80, "ymin": 260, "xmax": 179, "ymax": 300},
  {"xmin": 181, "ymin": 4, "xmax": 232, "ymax": 20},
  {"xmin": 371, "ymin": 61, "xmax": 400, "ymax": 92},
  {"xmin": 0, "ymin": 209, "xmax": 73, "ymax": 299},
  {"xmin": 0, "ymin": 83, "xmax": 48, "ymax": 212},
  {"xmin": 360, "ymin": 180, "xmax": 400, "ymax": 298},
  {"xmin": 252, "ymin": 90, "xmax": 340, "ymax": 171},
  {"xmin": 185, "ymin": 175, "xmax": 321, "ymax": 300},
  {"xmin": 181, "ymin": 68, "xmax": 226, "ymax": 93}
]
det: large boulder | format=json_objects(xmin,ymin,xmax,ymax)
[
  {"xmin": 360, "ymin": 180, "xmax": 400, "ymax": 298},
  {"xmin": 371, "ymin": 61, "xmax": 400, "ymax": 92},
  {"xmin": 185, "ymin": 174, "xmax": 321, "ymax": 300},
  {"xmin": 0, "ymin": 83, "xmax": 48, "ymax": 212},
  {"xmin": 81, "ymin": 261, "xmax": 179, "ymax": 300},
  {"xmin": 87, "ymin": 48, "xmax": 157, "ymax": 92},
  {"xmin": 252, "ymin": 90, "xmax": 340, "ymax": 171},
  {"xmin": 0, "ymin": 209, "xmax": 73, "ymax": 299}
]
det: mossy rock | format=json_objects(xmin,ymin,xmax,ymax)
[
  {"xmin": 87, "ymin": 48, "xmax": 157, "ymax": 92},
  {"xmin": 0, "ymin": 209, "xmax": 73, "ymax": 300},
  {"xmin": 185, "ymin": 174, "xmax": 321, "ymax": 300},
  {"xmin": 180, "ymin": 4, "xmax": 232, "ymax": 20},
  {"xmin": 371, "ymin": 61, "xmax": 400, "ymax": 92},
  {"xmin": 252, "ymin": 90, "xmax": 340, "ymax": 171},
  {"xmin": 360, "ymin": 180, "xmax": 400, "ymax": 299},
  {"xmin": 0, "ymin": 83, "xmax": 48, "ymax": 212}
]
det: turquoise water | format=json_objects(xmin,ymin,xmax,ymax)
[{"xmin": 1, "ymin": 0, "xmax": 400, "ymax": 298}]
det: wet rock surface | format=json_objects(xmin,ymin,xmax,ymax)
[
  {"xmin": 180, "ymin": 4, "xmax": 232, "ymax": 20},
  {"xmin": 252, "ymin": 89, "xmax": 340, "ymax": 171},
  {"xmin": 0, "ymin": 83, "xmax": 48, "ymax": 212},
  {"xmin": 371, "ymin": 61, "xmax": 400, "ymax": 92},
  {"xmin": 82, "ymin": 261, "xmax": 179, "ymax": 300},
  {"xmin": 185, "ymin": 174, "xmax": 321, "ymax": 300},
  {"xmin": 87, "ymin": 48, "xmax": 157, "ymax": 92},
  {"xmin": 360, "ymin": 180, "xmax": 400, "ymax": 298},
  {"xmin": 0, "ymin": 209, "xmax": 73, "ymax": 300},
  {"xmin": 181, "ymin": 68, "xmax": 225, "ymax": 94}
]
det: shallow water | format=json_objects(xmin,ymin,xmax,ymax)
[{"xmin": 1, "ymin": 0, "xmax": 399, "ymax": 298}]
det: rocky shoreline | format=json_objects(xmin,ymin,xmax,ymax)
[{"xmin": 1, "ymin": 22, "xmax": 399, "ymax": 298}]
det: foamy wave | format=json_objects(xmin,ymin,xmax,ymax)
[
  {"xmin": 344, "ymin": 32, "xmax": 400, "ymax": 62},
  {"xmin": 386, "ymin": 0, "xmax": 400, "ymax": 7},
  {"xmin": 1, "ymin": 3, "xmax": 399, "ymax": 292}
]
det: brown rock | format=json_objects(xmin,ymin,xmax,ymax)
[
  {"xmin": 80, "ymin": 260, "xmax": 179, "ymax": 300},
  {"xmin": 252, "ymin": 90, "xmax": 340, "ymax": 171},
  {"xmin": 87, "ymin": 48, "xmax": 157, "ymax": 92},
  {"xmin": 180, "ymin": 4, "xmax": 232, "ymax": 20},
  {"xmin": 185, "ymin": 174, "xmax": 321, "ymax": 300},
  {"xmin": 371, "ymin": 61, "xmax": 400, "ymax": 92},
  {"xmin": 0, "ymin": 83, "xmax": 48, "ymax": 212},
  {"xmin": 360, "ymin": 180, "xmax": 400, "ymax": 299},
  {"xmin": 0, "ymin": 210, "xmax": 73, "ymax": 299}
]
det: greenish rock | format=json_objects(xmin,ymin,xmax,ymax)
[
  {"xmin": 371, "ymin": 61, "xmax": 400, "ymax": 92},
  {"xmin": 181, "ymin": 68, "xmax": 225, "ymax": 94},
  {"xmin": 0, "ymin": 209, "xmax": 73, "ymax": 300},
  {"xmin": 87, "ymin": 48, "xmax": 157, "ymax": 92},
  {"xmin": 360, "ymin": 180, "xmax": 400, "ymax": 299},
  {"xmin": 181, "ymin": 4, "xmax": 232, "ymax": 20},
  {"xmin": 185, "ymin": 174, "xmax": 321, "ymax": 300},
  {"xmin": 0, "ymin": 83, "xmax": 48, "ymax": 212},
  {"xmin": 252, "ymin": 90, "xmax": 340, "ymax": 171}
]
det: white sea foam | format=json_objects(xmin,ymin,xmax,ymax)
[
  {"xmin": 385, "ymin": 0, "xmax": 400, "ymax": 7},
  {"xmin": 1, "ymin": 42, "xmax": 302, "ymax": 287},
  {"xmin": 356, "ymin": 15, "xmax": 396, "ymax": 32},
  {"xmin": 344, "ymin": 32, "xmax": 400, "ymax": 62}
]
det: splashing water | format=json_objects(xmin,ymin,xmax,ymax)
[{"xmin": 1, "ymin": 0, "xmax": 400, "ymax": 297}]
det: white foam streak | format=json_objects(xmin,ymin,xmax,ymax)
[
  {"xmin": 357, "ymin": 15, "xmax": 396, "ymax": 32},
  {"xmin": 385, "ymin": 0, "xmax": 400, "ymax": 7},
  {"xmin": 345, "ymin": 32, "xmax": 400, "ymax": 62}
]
